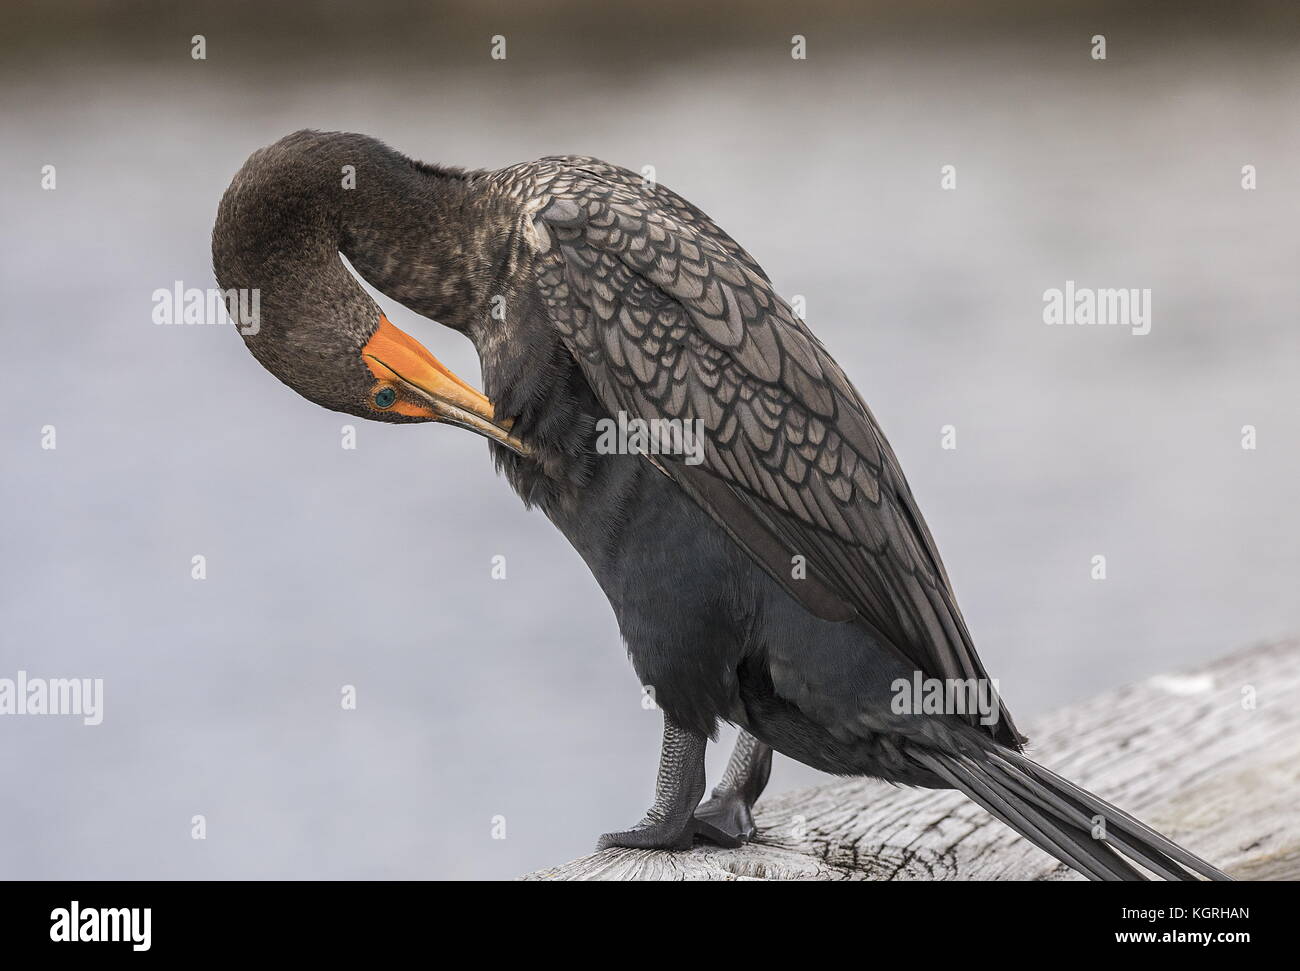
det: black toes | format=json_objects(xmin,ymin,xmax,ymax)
[
  {"xmin": 693, "ymin": 793, "xmax": 757, "ymax": 847},
  {"xmin": 597, "ymin": 817, "xmax": 696, "ymax": 851}
]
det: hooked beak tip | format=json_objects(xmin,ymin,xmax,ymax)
[{"xmin": 361, "ymin": 317, "xmax": 531, "ymax": 457}]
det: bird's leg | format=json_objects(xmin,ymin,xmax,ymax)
[
  {"xmin": 693, "ymin": 729, "xmax": 772, "ymax": 847},
  {"xmin": 597, "ymin": 714, "xmax": 707, "ymax": 851}
]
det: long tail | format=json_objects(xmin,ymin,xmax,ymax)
[{"xmin": 907, "ymin": 746, "xmax": 1230, "ymax": 881}]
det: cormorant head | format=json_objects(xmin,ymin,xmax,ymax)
[{"xmin": 212, "ymin": 132, "xmax": 527, "ymax": 453}]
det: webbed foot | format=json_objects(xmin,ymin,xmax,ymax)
[
  {"xmin": 692, "ymin": 792, "xmax": 756, "ymax": 847},
  {"xmin": 596, "ymin": 714, "xmax": 706, "ymax": 852}
]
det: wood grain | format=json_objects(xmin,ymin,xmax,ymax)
[{"xmin": 525, "ymin": 640, "xmax": 1299, "ymax": 880}]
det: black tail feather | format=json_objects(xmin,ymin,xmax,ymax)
[
  {"xmin": 909, "ymin": 746, "xmax": 1230, "ymax": 881},
  {"xmin": 999, "ymin": 749, "xmax": 1231, "ymax": 881}
]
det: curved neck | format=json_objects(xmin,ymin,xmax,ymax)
[{"xmin": 337, "ymin": 149, "xmax": 505, "ymax": 337}]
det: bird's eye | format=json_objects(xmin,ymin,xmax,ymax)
[{"xmin": 374, "ymin": 387, "xmax": 397, "ymax": 409}]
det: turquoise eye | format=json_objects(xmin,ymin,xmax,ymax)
[{"xmin": 374, "ymin": 387, "xmax": 397, "ymax": 409}]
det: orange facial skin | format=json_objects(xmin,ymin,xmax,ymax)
[{"xmin": 360, "ymin": 315, "xmax": 528, "ymax": 454}]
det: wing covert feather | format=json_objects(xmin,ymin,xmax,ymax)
[{"xmin": 521, "ymin": 159, "xmax": 1019, "ymax": 745}]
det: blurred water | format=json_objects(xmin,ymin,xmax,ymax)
[{"xmin": 1, "ymin": 38, "xmax": 1298, "ymax": 879}]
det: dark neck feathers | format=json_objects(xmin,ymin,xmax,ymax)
[
  {"xmin": 214, "ymin": 130, "xmax": 603, "ymax": 494},
  {"xmin": 216, "ymin": 130, "xmax": 524, "ymax": 335}
]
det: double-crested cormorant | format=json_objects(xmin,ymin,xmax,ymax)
[{"xmin": 213, "ymin": 130, "xmax": 1227, "ymax": 880}]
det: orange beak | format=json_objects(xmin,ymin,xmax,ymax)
[{"xmin": 362, "ymin": 316, "xmax": 529, "ymax": 456}]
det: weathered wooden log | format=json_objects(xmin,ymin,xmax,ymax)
[{"xmin": 525, "ymin": 640, "xmax": 1299, "ymax": 880}]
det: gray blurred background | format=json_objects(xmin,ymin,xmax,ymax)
[{"xmin": 1, "ymin": 1, "xmax": 1297, "ymax": 879}]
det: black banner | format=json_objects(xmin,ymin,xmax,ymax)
[{"xmin": 0, "ymin": 878, "xmax": 1277, "ymax": 957}]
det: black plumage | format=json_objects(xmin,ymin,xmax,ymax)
[{"xmin": 213, "ymin": 130, "xmax": 1228, "ymax": 879}]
